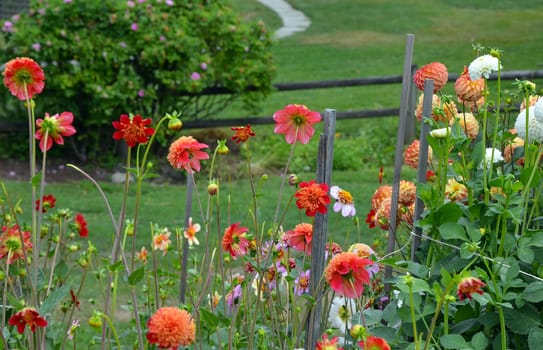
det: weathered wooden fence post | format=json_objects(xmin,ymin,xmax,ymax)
[
  {"xmin": 385, "ymin": 34, "xmax": 415, "ymax": 293},
  {"xmin": 179, "ymin": 174, "xmax": 194, "ymax": 303},
  {"xmin": 306, "ymin": 108, "xmax": 336, "ymax": 349},
  {"xmin": 411, "ymin": 79, "xmax": 434, "ymax": 260}
]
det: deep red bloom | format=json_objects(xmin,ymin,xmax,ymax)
[
  {"xmin": 147, "ymin": 307, "xmax": 195, "ymax": 348},
  {"xmin": 359, "ymin": 335, "xmax": 391, "ymax": 350},
  {"xmin": 8, "ymin": 307, "xmax": 47, "ymax": 334},
  {"xmin": 0, "ymin": 224, "xmax": 32, "ymax": 264},
  {"xmin": 112, "ymin": 114, "xmax": 154, "ymax": 147},
  {"xmin": 35, "ymin": 112, "xmax": 77, "ymax": 152},
  {"xmin": 365, "ymin": 209, "xmax": 376, "ymax": 229},
  {"xmin": 167, "ymin": 136, "xmax": 209, "ymax": 174},
  {"xmin": 285, "ymin": 223, "xmax": 313, "ymax": 255},
  {"xmin": 295, "ymin": 180, "xmax": 330, "ymax": 217},
  {"xmin": 221, "ymin": 223, "xmax": 250, "ymax": 259},
  {"xmin": 231, "ymin": 124, "xmax": 256, "ymax": 144},
  {"xmin": 457, "ymin": 277, "xmax": 486, "ymax": 301},
  {"xmin": 273, "ymin": 104, "xmax": 321, "ymax": 144},
  {"xmin": 35, "ymin": 194, "xmax": 56, "ymax": 213},
  {"xmin": 2, "ymin": 57, "xmax": 45, "ymax": 100},
  {"xmin": 74, "ymin": 213, "xmax": 88, "ymax": 238},
  {"xmin": 325, "ymin": 252, "xmax": 373, "ymax": 298}
]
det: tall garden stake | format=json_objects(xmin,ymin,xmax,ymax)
[
  {"xmin": 411, "ymin": 79, "xmax": 434, "ymax": 260},
  {"xmin": 306, "ymin": 109, "xmax": 336, "ymax": 349},
  {"xmin": 179, "ymin": 174, "xmax": 193, "ymax": 303},
  {"xmin": 385, "ymin": 33, "xmax": 415, "ymax": 293}
]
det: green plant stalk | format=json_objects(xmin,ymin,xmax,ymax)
[
  {"xmin": 60, "ymin": 268, "xmax": 88, "ymax": 350},
  {"xmin": 272, "ymin": 131, "xmax": 298, "ymax": 227},
  {"xmin": 0, "ymin": 251, "xmax": 12, "ymax": 350},
  {"xmin": 423, "ymin": 281, "xmax": 456, "ymax": 350},
  {"xmin": 443, "ymin": 301, "xmax": 449, "ymax": 335},
  {"xmin": 516, "ymin": 144, "xmax": 543, "ymax": 235},
  {"xmin": 408, "ymin": 282, "xmax": 420, "ymax": 350},
  {"xmin": 481, "ymin": 79, "xmax": 490, "ymax": 205},
  {"xmin": 489, "ymin": 61, "xmax": 502, "ymax": 180},
  {"xmin": 45, "ymin": 216, "xmax": 63, "ymax": 297},
  {"xmin": 98, "ymin": 312, "xmax": 121, "ymax": 349},
  {"xmin": 497, "ymin": 305, "xmax": 507, "ymax": 350},
  {"xmin": 111, "ymin": 227, "xmax": 130, "ymax": 319}
]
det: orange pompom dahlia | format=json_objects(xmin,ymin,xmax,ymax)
[
  {"xmin": 455, "ymin": 66, "xmax": 485, "ymax": 103},
  {"xmin": 146, "ymin": 307, "xmax": 195, "ymax": 348},
  {"xmin": 413, "ymin": 62, "xmax": 448, "ymax": 93}
]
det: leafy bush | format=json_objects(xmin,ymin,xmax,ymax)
[{"xmin": 0, "ymin": 0, "xmax": 274, "ymax": 160}]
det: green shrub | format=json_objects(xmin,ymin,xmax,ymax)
[{"xmin": 0, "ymin": 0, "xmax": 274, "ymax": 161}]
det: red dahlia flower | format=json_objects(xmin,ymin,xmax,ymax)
[
  {"xmin": 457, "ymin": 276, "xmax": 486, "ymax": 301},
  {"xmin": 8, "ymin": 307, "xmax": 47, "ymax": 334},
  {"xmin": 414, "ymin": 62, "xmax": 448, "ymax": 93},
  {"xmin": 74, "ymin": 213, "xmax": 88, "ymax": 238},
  {"xmin": 295, "ymin": 180, "xmax": 330, "ymax": 217},
  {"xmin": 35, "ymin": 194, "xmax": 56, "ymax": 213},
  {"xmin": 273, "ymin": 104, "xmax": 321, "ymax": 144},
  {"xmin": 2, "ymin": 57, "xmax": 45, "ymax": 100},
  {"xmin": 35, "ymin": 112, "xmax": 76, "ymax": 152},
  {"xmin": 285, "ymin": 222, "xmax": 313, "ymax": 255},
  {"xmin": 221, "ymin": 222, "xmax": 250, "ymax": 259},
  {"xmin": 231, "ymin": 124, "xmax": 256, "ymax": 144},
  {"xmin": 359, "ymin": 335, "xmax": 391, "ymax": 350},
  {"xmin": 325, "ymin": 252, "xmax": 373, "ymax": 298},
  {"xmin": 112, "ymin": 114, "xmax": 154, "ymax": 147}
]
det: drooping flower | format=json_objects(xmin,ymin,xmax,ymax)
[
  {"xmin": 330, "ymin": 185, "xmax": 356, "ymax": 217},
  {"xmin": 514, "ymin": 106, "xmax": 543, "ymax": 143},
  {"xmin": 455, "ymin": 66, "xmax": 485, "ymax": 104},
  {"xmin": 452, "ymin": 112, "xmax": 479, "ymax": 139},
  {"xmin": 74, "ymin": 213, "xmax": 88, "ymax": 237},
  {"xmin": 445, "ymin": 178, "xmax": 468, "ymax": 203},
  {"xmin": 221, "ymin": 222, "xmax": 250, "ymax": 259},
  {"xmin": 328, "ymin": 296, "xmax": 357, "ymax": 330},
  {"xmin": 316, "ymin": 334, "xmax": 343, "ymax": 350},
  {"xmin": 183, "ymin": 217, "xmax": 201, "ymax": 246},
  {"xmin": 66, "ymin": 319, "xmax": 80, "ymax": 340},
  {"xmin": 457, "ymin": 276, "xmax": 486, "ymax": 301},
  {"xmin": 167, "ymin": 136, "xmax": 209, "ymax": 174},
  {"xmin": 359, "ymin": 335, "xmax": 391, "ymax": 350},
  {"xmin": 146, "ymin": 307, "xmax": 195, "ymax": 348},
  {"xmin": 413, "ymin": 62, "xmax": 448, "ymax": 93},
  {"xmin": 2, "ymin": 57, "xmax": 45, "ymax": 100},
  {"xmin": 273, "ymin": 104, "xmax": 322, "ymax": 144},
  {"xmin": 0, "ymin": 224, "xmax": 32, "ymax": 264},
  {"xmin": 8, "ymin": 307, "xmax": 47, "ymax": 334},
  {"xmin": 35, "ymin": 194, "xmax": 56, "ymax": 213},
  {"xmin": 285, "ymin": 222, "xmax": 313, "ymax": 255},
  {"xmin": 35, "ymin": 112, "xmax": 77, "ymax": 152},
  {"xmin": 468, "ymin": 54, "xmax": 501, "ymax": 80},
  {"xmin": 231, "ymin": 124, "xmax": 256, "ymax": 144},
  {"xmin": 325, "ymin": 252, "xmax": 373, "ymax": 298},
  {"xmin": 295, "ymin": 180, "xmax": 330, "ymax": 217},
  {"xmin": 112, "ymin": 114, "xmax": 154, "ymax": 148},
  {"xmin": 152, "ymin": 228, "xmax": 171, "ymax": 256},
  {"xmin": 294, "ymin": 269, "xmax": 310, "ymax": 295}
]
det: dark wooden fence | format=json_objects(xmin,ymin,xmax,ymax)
[{"xmin": 0, "ymin": 0, "xmax": 29, "ymax": 20}]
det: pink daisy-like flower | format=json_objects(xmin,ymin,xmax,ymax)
[
  {"xmin": 167, "ymin": 136, "xmax": 209, "ymax": 174},
  {"xmin": 35, "ymin": 112, "xmax": 77, "ymax": 152},
  {"xmin": 152, "ymin": 228, "xmax": 171, "ymax": 256},
  {"xmin": 330, "ymin": 185, "xmax": 356, "ymax": 217},
  {"xmin": 183, "ymin": 217, "xmax": 201, "ymax": 246},
  {"xmin": 273, "ymin": 104, "xmax": 321, "ymax": 144}
]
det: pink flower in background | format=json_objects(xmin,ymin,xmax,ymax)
[
  {"xmin": 200, "ymin": 62, "xmax": 207, "ymax": 70},
  {"xmin": 127, "ymin": 0, "xmax": 135, "ymax": 6},
  {"xmin": 191, "ymin": 72, "xmax": 201, "ymax": 81},
  {"xmin": 32, "ymin": 43, "xmax": 41, "ymax": 52},
  {"xmin": 273, "ymin": 104, "xmax": 321, "ymax": 144},
  {"xmin": 137, "ymin": 89, "xmax": 145, "ymax": 97},
  {"xmin": 131, "ymin": 23, "xmax": 138, "ymax": 31},
  {"xmin": 166, "ymin": 0, "xmax": 174, "ymax": 5},
  {"xmin": 2, "ymin": 21, "xmax": 13, "ymax": 32}
]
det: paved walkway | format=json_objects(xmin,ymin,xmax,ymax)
[{"xmin": 257, "ymin": 0, "xmax": 310, "ymax": 39}]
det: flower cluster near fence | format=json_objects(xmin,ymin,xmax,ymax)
[{"xmin": 2, "ymin": 44, "xmax": 543, "ymax": 350}]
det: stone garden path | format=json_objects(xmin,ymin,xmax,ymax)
[{"xmin": 256, "ymin": 0, "xmax": 311, "ymax": 39}]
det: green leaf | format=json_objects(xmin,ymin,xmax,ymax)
[
  {"xmin": 405, "ymin": 261, "xmax": 429, "ymax": 278},
  {"xmin": 503, "ymin": 304, "xmax": 541, "ymax": 334},
  {"xmin": 439, "ymin": 222, "xmax": 467, "ymax": 241},
  {"xmin": 109, "ymin": 260, "xmax": 123, "ymax": 272},
  {"xmin": 40, "ymin": 283, "xmax": 71, "ymax": 315},
  {"xmin": 523, "ymin": 282, "xmax": 543, "ymax": 302},
  {"xmin": 200, "ymin": 308, "xmax": 219, "ymax": 330},
  {"xmin": 470, "ymin": 332, "xmax": 488, "ymax": 350},
  {"xmin": 31, "ymin": 171, "xmax": 42, "ymax": 187},
  {"xmin": 529, "ymin": 328, "xmax": 543, "ymax": 350},
  {"xmin": 127, "ymin": 266, "xmax": 145, "ymax": 286},
  {"xmin": 436, "ymin": 203, "xmax": 464, "ymax": 224},
  {"xmin": 529, "ymin": 234, "xmax": 543, "ymax": 247},
  {"xmin": 440, "ymin": 334, "xmax": 472, "ymax": 349}
]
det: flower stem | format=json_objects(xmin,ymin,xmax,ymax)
[
  {"xmin": 408, "ymin": 282, "xmax": 420, "ymax": 350},
  {"xmin": 497, "ymin": 305, "xmax": 507, "ymax": 350}
]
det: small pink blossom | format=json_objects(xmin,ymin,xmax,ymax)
[
  {"xmin": 159, "ymin": 36, "xmax": 165, "ymax": 41},
  {"xmin": 131, "ymin": 23, "xmax": 138, "ymax": 31},
  {"xmin": 127, "ymin": 1, "xmax": 135, "ymax": 6},
  {"xmin": 32, "ymin": 43, "xmax": 41, "ymax": 52},
  {"xmin": 165, "ymin": 0, "xmax": 174, "ymax": 5},
  {"xmin": 200, "ymin": 62, "xmax": 207, "ymax": 70},
  {"xmin": 2, "ymin": 21, "xmax": 13, "ymax": 33},
  {"xmin": 137, "ymin": 89, "xmax": 145, "ymax": 97},
  {"xmin": 191, "ymin": 72, "xmax": 201, "ymax": 81}
]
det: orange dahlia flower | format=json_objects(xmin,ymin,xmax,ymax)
[
  {"xmin": 452, "ymin": 112, "xmax": 479, "ymax": 139},
  {"xmin": 0, "ymin": 224, "xmax": 32, "ymax": 264},
  {"xmin": 146, "ymin": 307, "xmax": 195, "ymax": 348},
  {"xmin": 285, "ymin": 222, "xmax": 313, "ymax": 255},
  {"xmin": 294, "ymin": 180, "xmax": 330, "ymax": 217},
  {"xmin": 399, "ymin": 180, "xmax": 416, "ymax": 206},
  {"xmin": 370, "ymin": 185, "xmax": 392, "ymax": 211},
  {"xmin": 8, "ymin": 307, "xmax": 47, "ymax": 334},
  {"xmin": 415, "ymin": 94, "xmax": 457, "ymax": 123},
  {"xmin": 167, "ymin": 135, "xmax": 209, "ymax": 174},
  {"xmin": 457, "ymin": 276, "xmax": 486, "ymax": 301},
  {"xmin": 413, "ymin": 62, "xmax": 448, "ymax": 93},
  {"xmin": 231, "ymin": 124, "xmax": 256, "ymax": 144},
  {"xmin": 2, "ymin": 57, "xmax": 45, "ymax": 100},
  {"xmin": 112, "ymin": 114, "xmax": 154, "ymax": 148},
  {"xmin": 503, "ymin": 135, "xmax": 524, "ymax": 163},
  {"xmin": 374, "ymin": 198, "xmax": 393, "ymax": 230},
  {"xmin": 325, "ymin": 252, "xmax": 373, "ymax": 298},
  {"xmin": 359, "ymin": 335, "xmax": 391, "ymax": 350},
  {"xmin": 273, "ymin": 104, "xmax": 321, "ymax": 144},
  {"xmin": 455, "ymin": 66, "xmax": 485, "ymax": 103}
]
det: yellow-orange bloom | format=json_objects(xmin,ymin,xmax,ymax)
[
  {"xmin": 455, "ymin": 66, "xmax": 485, "ymax": 103},
  {"xmin": 371, "ymin": 185, "xmax": 392, "ymax": 211},
  {"xmin": 146, "ymin": 307, "xmax": 195, "ymax": 348},
  {"xmin": 445, "ymin": 178, "xmax": 468, "ymax": 202},
  {"xmin": 403, "ymin": 139, "xmax": 433, "ymax": 169},
  {"xmin": 415, "ymin": 94, "xmax": 457, "ymax": 123},
  {"xmin": 452, "ymin": 112, "xmax": 479, "ymax": 139},
  {"xmin": 503, "ymin": 131, "xmax": 524, "ymax": 163},
  {"xmin": 398, "ymin": 180, "xmax": 416, "ymax": 206}
]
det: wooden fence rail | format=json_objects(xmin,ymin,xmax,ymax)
[{"xmin": 1, "ymin": 69, "xmax": 543, "ymax": 132}]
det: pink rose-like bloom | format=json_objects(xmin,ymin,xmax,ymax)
[
  {"xmin": 2, "ymin": 21, "xmax": 13, "ymax": 33},
  {"xmin": 191, "ymin": 72, "xmax": 201, "ymax": 81},
  {"xmin": 273, "ymin": 104, "xmax": 321, "ymax": 144},
  {"xmin": 167, "ymin": 136, "xmax": 209, "ymax": 173},
  {"xmin": 35, "ymin": 112, "xmax": 77, "ymax": 152}
]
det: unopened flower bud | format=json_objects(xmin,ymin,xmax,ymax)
[
  {"xmin": 208, "ymin": 182, "xmax": 218, "ymax": 196},
  {"xmin": 489, "ymin": 49, "xmax": 501, "ymax": 58},
  {"xmin": 288, "ymin": 174, "xmax": 299, "ymax": 186},
  {"xmin": 68, "ymin": 244, "xmax": 79, "ymax": 252},
  {"xmin": 430, "ymin": 127, "xmax": 450, "ymax": 138},
  {"xmin": 77, "ymin": 256, "xmax": 89, "ymax": 268},
  {"xmin": 216, "ymin": 139, "xmax": 229, "ymax": 155},
  {"xmin": 168, "ymin": 117, "xmax": 183, "ymax": 131},
  {"xmin": 88, "ymin": 313, "xmax": 103, "ymax": 328},
  {"xmin": 18, "ymin": 268, "xmax": 26, "ymax": 277},
  {"xmin": 350, "ymin": 324, "xmax": 366, "ymax": 340},
  {"xmin": 260, "ymin": 174, "xmax": 268, "ymax": 182}
]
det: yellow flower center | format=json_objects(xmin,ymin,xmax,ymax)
[{"xmin": 338, "ymin": 189, "xmax": 354, "ymax": 204}]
